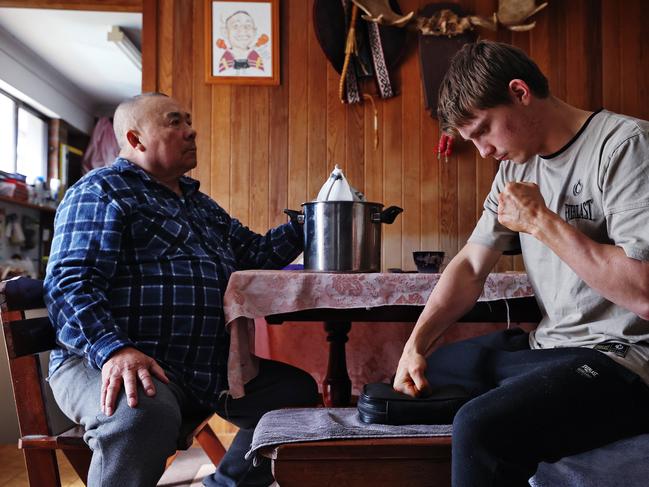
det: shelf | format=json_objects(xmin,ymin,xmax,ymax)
[{"xmin": 0, "ymin": 194, "xmax": 56, "ymax": 213}]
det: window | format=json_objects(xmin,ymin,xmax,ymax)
[
  {"xmin": 0, "ymin": 92, "xmax": 16, "ymax": 174},
  {"xmin": 0, "ymin": 89, "xmax": 48, "ymax": 184},
  {"xmin": 17, "ymin": 108, "xmax": 47, "ymax": 184}
]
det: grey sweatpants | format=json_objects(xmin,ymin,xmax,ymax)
[
  {"xmin": 49, "ymin": 357, "xmax": 192, "ymax": 486},
  {"xmin": 49, "ymin": 357, "xmax": 318, "ymax": 487}
]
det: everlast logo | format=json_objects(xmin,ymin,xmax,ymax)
[{"xmin": 565, "ymin": 199, "xmax": 594, "ymax": 222}]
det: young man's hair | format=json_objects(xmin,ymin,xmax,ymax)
[{"xmin": 437, "ymin": 40, "xmax": 549, "ymax": 133}]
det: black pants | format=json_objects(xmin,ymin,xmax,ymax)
[
  {"xmin": 203, "ymin": 359, "xmax": 319, "ymax": 487},
  {"xmin": 425, "ymin": 328, "xmax": 649, "ymax": 487}
]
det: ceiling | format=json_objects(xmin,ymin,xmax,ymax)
[{"xmin": 0, "ymin": 7, "xmax": 142, "ymax": 114}]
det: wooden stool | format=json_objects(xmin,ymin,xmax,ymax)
[{"xmin": 262, "ymin": 436, "xmax": 452, "ymax": 487}]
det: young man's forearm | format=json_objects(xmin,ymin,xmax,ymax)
[{"xmin": 405, "ymin": 244, "xmax": 500, "ymax": 356}]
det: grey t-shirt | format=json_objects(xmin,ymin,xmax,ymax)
[{"xmin": 469, "ymin": 109, "xmax": 649, "ymax": 384}]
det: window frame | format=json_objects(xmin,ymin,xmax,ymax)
[{"xmin": 0, "ymin": 86, "xmax": 50, "ymax": 182}]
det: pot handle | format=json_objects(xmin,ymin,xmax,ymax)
[
  {"xmin": 284, "ymin": 209, "xmax": 305, "ymax": 224},
  {"xmin": 372, "ymin": 206, "xmax": 403, "ymax": 224}
]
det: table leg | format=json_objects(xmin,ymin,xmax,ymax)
[{"xmin": 322, "ymin": 321, "xmax": 352, "ymax": 407}]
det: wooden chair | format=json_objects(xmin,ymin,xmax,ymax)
[{"xmin": 0, "ymin": 276, "xmax": 227, "ymax": 487}]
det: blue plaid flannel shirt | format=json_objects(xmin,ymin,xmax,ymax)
[{"xmin": 44, "ymin": 158, "xmax": 303, "ymax": 408}]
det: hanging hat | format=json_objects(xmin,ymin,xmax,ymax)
[{"xmin": 313, "ymin": 0, "xmax": 408, "ymax": 103}]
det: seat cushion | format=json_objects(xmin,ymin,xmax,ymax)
[
  {"xmin": 529, "ymin": 433, "xmax": 649, "ymax": 486},
  {"xmin": 1, "ymin": 276, "xmax": 45, "ymax": 311}
]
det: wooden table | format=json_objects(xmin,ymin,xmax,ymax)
[{"xmin": 224, "ymin": 270, "xmax": 538, "ymax": 406}]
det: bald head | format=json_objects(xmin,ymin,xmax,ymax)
[
  {"xmin": 110, "ymin": 93, "xmax": 197, "ymax": 190},
  {"xmin": 113, "ymin": 92, "xmax": 169, "ymax": 150}
]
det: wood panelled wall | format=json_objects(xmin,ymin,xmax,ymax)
[{"xmin": 150, "ymin": 0, "xmax": 649, "ymax": 272}]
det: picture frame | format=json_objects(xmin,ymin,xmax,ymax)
[{"xmin": 205, "ymin": 0, "xmax": 280, "ymax": 85}]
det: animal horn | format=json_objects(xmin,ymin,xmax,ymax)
[
  {"xmin": 508, "ymin": 21, "xmax": 537, "ymax": 31},
  {"xmin": 525, "ymin": 2, "xmax": 549, "ymax": 20},
  {"xmin": 468, "ymin": 14, "xmax": 498, "ymax": 31},
  {"xmin": 351, "ymin": 0, "xmax": 415, "ymax": 27}
]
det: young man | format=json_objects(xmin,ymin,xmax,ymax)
[
  {"xmin": 394, "ymin": 40, "xmax": 649, "ymax": 486},
  {"xmin": 45, "ymin": 93, "xmax": 318, "ymax": 487}
]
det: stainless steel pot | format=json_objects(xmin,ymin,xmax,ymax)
[{"xmin": 285, "ymin": 202, "xmax": 403, "ymax": 272}]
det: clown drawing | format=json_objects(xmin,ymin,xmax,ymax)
[{"xmin": 215, "ymin": 7, "xmax": 271, "ymax": 76}]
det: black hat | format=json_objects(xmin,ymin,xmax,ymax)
[{"xmin": 313, "ymin": 0, "xmax": 408, "ymax": 77}]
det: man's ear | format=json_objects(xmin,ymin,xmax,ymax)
[
  {"xmin": 126, "ymin": 130, "xmax": 144, "ymax": 151},
  {"xmin": 509, "ymin": 79, "xmax": 531, "ymax": 105}
]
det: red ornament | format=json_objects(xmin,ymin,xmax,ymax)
[{"xmin": 437, "ymin": 134, "xmax": 454, "ymax": 162}]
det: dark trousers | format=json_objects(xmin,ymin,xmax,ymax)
[
  {"xmin": 203, "ymin": 359, "xmax": 319, "ymax": 487},
  {"xmin": 425, "ymin": 328, "xmax": 649, "ymax": 487}
]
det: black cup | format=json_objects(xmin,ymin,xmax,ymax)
[{"xmin": 413, "ymin": 251, "xmax": 445, "ymax": 273}]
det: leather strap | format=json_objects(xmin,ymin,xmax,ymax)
[{"xmin": 367, "ymin": 22, "xmax": 394, "ymax": 99}]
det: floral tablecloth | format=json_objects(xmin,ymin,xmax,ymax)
[{"xmin": 224, "ymin": 270, "xmax": 533, "ymax": 398}]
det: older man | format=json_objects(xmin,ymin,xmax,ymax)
[{"xmin": 45, "ymin": 92, "xmax": 318, "ymax": 487}]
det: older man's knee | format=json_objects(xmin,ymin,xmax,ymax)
[
  {"xmin": 92, "ymin": 384, "xmax": 183, "ymax": 458},
  {"xmin": 290, "ymin": 366, "xmax": 320, "ymax": 405},
  {"xmin": 123, "ymin": 394, "xmax": 180, "ymax": 433},
  {"xmin": 265, "ymin": 360, "xmax": 320, "ymax": 405}
]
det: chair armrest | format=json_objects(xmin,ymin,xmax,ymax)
[{"xmin": 3, "ymin": 316, "xmax": 56, "ymax": 358}]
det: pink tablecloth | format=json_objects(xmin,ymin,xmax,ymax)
[{"xmin": 224, "ymin": 270, "xmax": 533, "ymax": 398}]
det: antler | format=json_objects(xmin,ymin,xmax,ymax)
[
  {"xmin": 351, "ymin": 0, "xmax": 543, "ymax": 35},
  {"xmin": 351, "ymin": 0, "xmax": 415, "ymax": 27},
  {"xmin": 497, "ymin": 0, "xmax": 548, "ymax": 30},
  {"xmin": 416, "ymin": 10, "xmax": 496, "ymax": 36},
  {"xmin": 351, "ymin": 0, "xmax": 495, "ymax": 36}
]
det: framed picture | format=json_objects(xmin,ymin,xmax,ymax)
[{"xmin": 205, "ymin": 0, "xmax": 280, "ymax": 85}]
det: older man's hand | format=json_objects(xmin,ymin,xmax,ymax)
[
  {"xmin": 497, "ymin": 181, "xmax": 550, "ymax": 235},
  {"xmin": 101, "ymin": 347, "xmax": 169, "ymax": 416}
]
